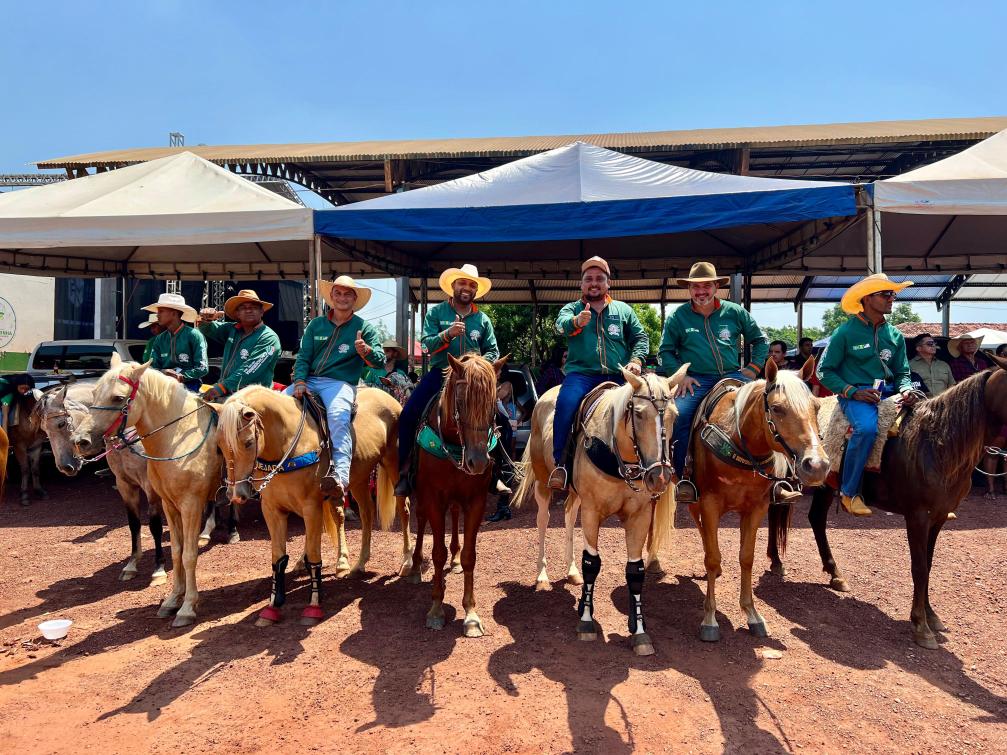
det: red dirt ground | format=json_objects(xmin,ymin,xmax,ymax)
[{"xmin": 1, "ymin": 468, "xmax": 1006, "ymax": 754}]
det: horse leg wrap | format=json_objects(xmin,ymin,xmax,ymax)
[
  {"xmin": 578, "ymin": 550, "xmax": 602, "ymax": 625},
  {"xmin": 270, "ymin": 554, "xmax": 289, "ymax": 608},
  {"xmin": 304, "ymin": 555, "xmax": 323, "ymax": 604},
  {"xmin": 626, "ymin": 559, "xmax": 646, "ymax": 635}
]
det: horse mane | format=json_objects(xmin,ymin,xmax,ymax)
[
  {"xmin": 734, "ymin": 371, "xmax": 814, "ymax": 478},
  {"xmin": 444, "ymin": 354, "xmax": 497, "ymax": 422},
  {"xmin": 901, "ymin": 369, "xmax": 991, "ymax": 479},
  {"xmin": 137, "ymin": 367, "xmax": 191, "ymax": 408},
  {"xmin": 219, "ymin": 385, "xmax": 274, "ymax": 453}
]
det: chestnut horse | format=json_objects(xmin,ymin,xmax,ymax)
[
  {"xmin": 689, "ymin": 357, "xmax": 829, "ymax": 642},
  {"xmin": 216, "ymin": 385, "xmax": 410, "ymax": 626},
  {"xmin": 767, "ymin": 355, "xmax": 1007, "ymax": 649},
  {"xmin": 515, "ymin": 366, "xmax": 689, "ymax": 656},
  {"xmin": 0, "ymin": 426, "xmax": 7, "ymax": 503},
  {"xmin": 409, "ymin": 353, "xmax": 507, "ymax": 637}
]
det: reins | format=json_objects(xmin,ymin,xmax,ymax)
[
  {"xmin": 611, "ymin": 377, "xmax": 674, "ymax": 497},
  {"xmin": 224, "ymin": 399, "xmax": 310, "ymax": 493},
  {"xmin": 727, "ymin": 381, "xmax": 803, "ymax": 499}
]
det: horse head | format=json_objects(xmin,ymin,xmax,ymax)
[
  {"xmin": 215, "ymin": 396, "xmax": 261, "ymax": 505},
  {"xmin": 761, "ymin": 356, "xmax": 829, "ymax": 486},
  {"xmin": 72, "ymin": 352, "xmax": 152, "ymax": 457},
  {"xmin": 446, "ymin": 352, "xmax": 509, "ymax": 475},
  {"xmin": 39, "ymin": 384, "xmax": 85, "ymax": 476},
  {"xmin": 616, "ymin": 364, "xmax": 690, "ymax": 495}
]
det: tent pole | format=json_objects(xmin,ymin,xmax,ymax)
[
  {"xmin": 395, "ymin": 276, "xmax": 409, "ymax": 346},
  {"xmin": 867, "ymin": 207, "xmax": 883, "ymax": 274},
  {"xmin": 797, "ymin": 302, "xmax": 804, "ymax": 343},
  {"xmin": 409, "ymin": 300, "xmax": 416, "ymax": 373},
  {"xmin": 420, "ymin": 276, "xmax": 429, "ymax": 373},
  {"xmin": 312, "ymin": 234, "xmax": 324, "ymax": 317},
  {"xmin": 941, "ymin": 300, "xmax": 951, "ymax": 338},
  {"xmin": 307, "ymin": 238, "xmax": 317, "ymax": 316}
]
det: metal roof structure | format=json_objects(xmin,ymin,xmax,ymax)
[{"xmin": 36, "ymin": 116, "xmax": 1007, "ymax": 206}]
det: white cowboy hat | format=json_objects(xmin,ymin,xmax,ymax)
[
  {"xmin": 439, "ymin": 264, "xmax": 492, "ymax": 299},
  {"xmin": 947, "ymin": 333, "xmax": 984, "ymax": 358},
  {"xmin": 137, "ymin": 313, "xmax": 159, "ymax": 329},
  {"xmin": 224, "ymin": 289, "xmax": 274, "ymax": 320},
  {"xmin": 318, "ymin": 275, "xmax": 372, "ymax": 311},
  {"xmin": 141, "ymin": 292, "xmax": 197, "ymax": 323},
  {"xmin": 840, "ymin": 273, "xmax": 913, "ymax": 315}
]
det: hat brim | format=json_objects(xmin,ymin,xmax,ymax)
[
  {"xmin": 439, "ymin": 269, "xmax": 492, "ymax": 299},
  {"xmin": 224, "ymin": 296, "xmax": 273, "ymax": 320},
  {"xmin": 947, "ymin": 334, "xmax": 984, "ymax": 357},
  {"xmin": 318, "ymin": 280, "xmax": 371, "ymax": 311},
  {"xmin": 676, "ymin": 276, "xmax": 730, "ymax": 288},
  {"xmin": 840, "ymin": 280, "xmax": 913, "ymax": 315},
  {"xmin": 141, "ymin": 302, "xmax": 197, "ymax": 323},
  {"xmin": 138, "ymin": 320, "xmax": 154, "ymax": 329}
]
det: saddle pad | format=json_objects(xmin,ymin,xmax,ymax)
[
  {"xmin": 417, "ymin": 423, "xmax": 498, "ymax": 462},
  {"xmin": 255, "ymin": 450, "xmax": 320, "ymax": 474},
  {"xmin": 818, "ymin": 395, "xmax": 902, "ymax": 473}
]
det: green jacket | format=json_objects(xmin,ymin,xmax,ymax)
[
  {"xmin": 142, "ymin": 339, "xmax": 155, "ymax": 363},
  {"xmin": 149, "ymin": 324, "xmax": 208, "ymax": 382},
  {"xmin": 657, "ymin": 299, "xmax": 767, "ymax": 377},
  {"xmin": 293, "ymin": 313, "xmax": 384, "ymax": 385},
  {"xmin": 199, "ymin": 320, "xmax": 281, "ymax": 396},
  {"xmin": 555, "ymin": 297, "xmax": 649, "ymax": 375},
  {"xmin": 421, "ymin": 300, "xmax": 499, "ymax": 370},
  {"xmin": 818, "ymin": 314, "xmax": 912, "ymax": 398}
]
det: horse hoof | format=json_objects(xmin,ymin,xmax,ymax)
[
  {"xmin": 406, "ymin": 572, "xmax": 422, "ymax": 585},
  {"xmin": 227, "ymin": 532, "xmax": 240, "ymax": 545},
  {"xmin": 463, "ymin": 620, "xmax": 484, "ymax": 638},
  {"xmin": 149, "ymin": 573, "xmax": 168, "ymax": 587},
  {"xmin": 450, "ymin": 564, "xmax": 463, "ymax": 575},
  {"xmin": 156, "ymin": 604, "xmax": 180, "ymax": 618},
  {"xmin": 426, "ymin": 615, "xmax": 445, "ymax": 631},
  {"xmin": 700, "ymin": 624, "xmax": 720, "ymax": 642},
  {"xmin": 535, "ymin": 580, "xmax": 551, "ymax": 591},
  {"xmin": 829, "ymin": 577, "xmax": 851, "ymax": 593},
  {"xmin": 928, "ymin": 616, "xmax": 948, "ymax": 633},
  {"xmin": 198, "ymin": 535, "xmax": 210, "ymax": 547},
  {"xmin": 300, "ymin": 606, "xmax": 324, "ymax": 626},
  {"xmin": 748, "ymin": 620, "xmax": 769, "ymax": 638},
  {"xmin": 258, "ymin": 606, "xmax": 282, "ymax": 625},
  {"xmin": 769, "ymin": 562, "xmax": 786, "ymax": 578},
  {"xmin": 398, "ymin": 563, "xmax": 412, "ymax": 578},
  {"xmin": 335, "ymin": 568, "xmax": 352, "ymax": 578},
  {"xmin": 577, "ymin": 620, "xmax": 598, "ymax": 641},
  {"xmin": 171, "ymin": 614, "xmax": 196, "ymax": 628},
  {"xmin": 119, "ymin": 570, "xmax": 138, "ymax": 582},
  {"xmin": 567, "ymin": 572, "xmax": 584, "ymax": 586},
  {"xmin": 913, "ymin": 632, "xmax": 939, "ymax": 650},
  {"xmin": 255, "ymin": 617, "xmax": 277, "ymax": 627}
]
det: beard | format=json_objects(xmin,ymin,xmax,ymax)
[
  {"xmin": 583, "ymin": 286, "xmax": 606, "ymax": 302},
  {"xmin": 455, "ymin": 289, "xmax": 474, "ymax": 305}
]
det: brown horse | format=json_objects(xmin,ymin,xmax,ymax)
[
  {"xmin": 689, "ymin": 357, "xmax": 829, "ymax": 642},
  {"xmin": 767, "ymin": 355, "xmax": 1007, "ymax": 649},
  {"xmin": 7, "ymin": 390, "xmax": 47, "ymax": 505},
  {"xmin": 0, "ymin": 425, "xmax": 7, "ymax": 503},
  {"xmin": 409, "ymin": 352, "xmax": 507, "ymax": 636},
  {"xmin": 515, "ymin": 366, "xmax": 687, "ymax": 656}
]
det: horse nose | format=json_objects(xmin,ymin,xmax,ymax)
[
  {"xmin": 800, "ymin": 455, "xmax": 829, "ymax": 482},
  {"xmin": 645, "ymin": 466, "xmax": 671, "ymax": 493}
]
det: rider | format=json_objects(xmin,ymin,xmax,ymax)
[
  {"xmin": 547, "ymin": 256, "xmax": 649, "ymax": 491},
  {"xmin": 1, "ymin": 373, "xmax": 34, "ymax": 435},
  {"xmin": 394, "ymin": 264, "xmax": 499, "ymax": 496},
  {"xmin": 138, "ymin": 314, "xmax": 164, "ymax": 363},
  {"xmin": 817, "ymin": 273, "xmax": 917, "ymax": 517},
  {"xmin": 657, "ymin": 261, "xmax": 768, "ymax": 501},
  {"xmin": 142, "ymin": 292, "xmax": 208, "ymax": 392},
  {"xmin": 196, "ymin": 289, "xmax": 281, "ymax": 403},
  {"xmin": 289, "ymin": 275, "xmax": 385, "ymax": 500}
]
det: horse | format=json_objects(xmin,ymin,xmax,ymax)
[
  {"xmin": 687, "ymin": 357, "xmax": 829, "ymax": 642},
  {"xmin": 767, "ymin": 355, "xmax": 1007, "ymax": 649},
  {"xmin": 0, "ymin": 426, "xmax": 8, "ymax": 503},
  {"xmin": 215, "ymin": 385, "xmax": 410, "ymax": 626},
  {"xmin": 35, "ymin": 381, "xmax": 168, "ymax": 586},
  {"xmin": 408, "ymin": 352, "xmax": 507, "ymax": 637},
  {"xmin": 72, "ymin": 356, "xmax": 222, "ymax": 628},
  {"xmin": 514, "ymin": 365, "xmax": 688, "ymax": 656},
  {"xmin": 6, "ymin": 389, "xmax": 47, "ymax": 505}
]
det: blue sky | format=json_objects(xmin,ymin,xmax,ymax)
[{"xmin": 3, "ymin": 1, "xmax": 1006, "ymax": 329}]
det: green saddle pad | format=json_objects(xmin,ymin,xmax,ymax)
[{"xmin": 417, "ymin": 423, "xmax": 498, "ymax": 462}]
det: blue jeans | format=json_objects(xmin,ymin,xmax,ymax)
[
  {"xmin": 837, "ymin": 385, "xmax": 892, "ymax": 497},
  {"xmin": 398, "ymin": 369, "xmax": 444, "ymax": 462},
  {"xmin": 673, "ymin": 371, "xmax": 747, "ymax": 474},
  {"xmin": 285, "ymin": 377, "xmax": 356, "ymax": 488},
  {"xmin": 552, "ymin": 372, "xmax": 625, "ymax": 465}
]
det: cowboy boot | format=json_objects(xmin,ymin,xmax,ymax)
[
  {"xmin": 393, "ymin": 452, "xmax": 412, "ymax": 497},
  {"xmin": 487, "ymin": 496, "xmax": 512, "ymax": 522},
  {"xmin": 548, "ymin": 466, "xmax": 568, "ymax": 491},
  {"xmin": 840, "ymin": 494, "xmax": 872, "ymax": 517}
]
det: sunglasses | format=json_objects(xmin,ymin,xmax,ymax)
[
  {"xmin": 920, "ymin": 341, "xmax": 936, "ymax": 347},
  {"xmin": 871, "ymin": 290, "xmax": 896, "ymax": 299}
]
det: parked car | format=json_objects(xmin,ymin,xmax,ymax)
[
  {"xmin": 27, "ymin": 339, "xmax": 148, "ymax": 390},
  {"xmin": 499, "ymin": 363, "xmax": 539, "ymax": 455}
]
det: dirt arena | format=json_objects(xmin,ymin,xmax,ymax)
[{"xmin": 1, "ymin": 466, "xmax": 1006, "ymax": 754}]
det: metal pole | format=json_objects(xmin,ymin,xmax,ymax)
[
  {"xmin": 313, "ymin": 234, "xmax": 324, "ymax": 317},
  {"xmin": 867, "ymin": 207, "xmax": 883, "ymax": 274},
  {"xmin": 941, "ymin": 300, "xmax": 951, "ymax": 338},
  {"xmin": 307, "ymin": 238, "xmax": 317, "ymax": 317},
  {"xmin": 531, "ymin": 305, "xmax": 538, "ymax": 370},
  {"xmin": 420, "ymin": 275, "xmax": 429, "ymax": 373},
  {"xmin": 796, "ymin": 302, "xmax": 804, "ymax": 343},
  {"xmin": 408, "ymin": 300, "xmax": 416, "ymax": 373},
  {"xmin": 395, "ymin": 276, "xmax": 409, "ymax": 345},
  {"xmin": 729, "ymin": 273, "xmax": 742, "ymax": 304}
]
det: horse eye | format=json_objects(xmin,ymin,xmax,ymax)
[
  {"xmin": 243, "ymin": 439, "xmax": 254, "ymax": 449},
  {"xmin": 57, "ymin": 420, "xmax": 67, "ymax": 429},
  {"xmin": 771, "ymin": 405, "xmax": 785, "ymax": 416}
]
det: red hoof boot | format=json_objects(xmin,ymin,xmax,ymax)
[
  {"xmin": 256, "ymin": 605, "xmax": 282, "ymax": 626},
  {"xmin": 300, "ymin": 605, "xmax": 324, "ymax": 626}
]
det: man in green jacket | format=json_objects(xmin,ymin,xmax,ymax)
[
  {"xmin": 657, "ymin": 262, "xmax": 768, "ymax": 499},
  {"xmin": 548, "ymin": 256, "xmax": 649, "ymax": 491},
  {"xmin": 395, "ymin": 264, "xmax": 499, "ymax": 496},
  {"xmin": 197, "ymin": 289, "xmax": 281, "ymax": 402},
  {"xmin": 288, "ymin": 276, "xmax": 385, "ymax": 500},
  {"xmin": 818, "ymin": 273, "xmax": 918, "ymax": 516},
  {"xmin": 142, "ymin": 293, "xmax": 208, "ymax": 392},
  {"xmin": 138, "ymin": 314, "xmax": 164, "ymax": 363}
]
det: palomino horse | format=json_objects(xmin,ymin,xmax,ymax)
[
  {"xmin": 37, "ymin": 382, "xmax": 167, "ymax": 585},
  {"xmin": 689, "ymin": 358, "xmax": 829, "ymax": 642},
  {"xmin": 409, "ymin": 353, "xmax": 507, "ymax": 636},
  {"xmin": 767, "ymin": 355, "xmax": 1007, "ymax": 649},
  {"xmin": 215, "ymin": 385, "xmax": 410, "ymax": 626},
  {"xmin": 73, "ymin": 356, "xmax": 221, "ymax": 627},
  {"xmin": 515, "ymin": 366, "xmax": 688, "ymax": 656},
  {"xmin": 7, "ymin": 390, "xmax": 47, "ymax": 505}
]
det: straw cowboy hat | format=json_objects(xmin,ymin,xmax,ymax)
[
  {"xmin": 142, "ymin": 292, "xmax": 197, "ymax": 323},
  {"xmin": 137, "ymin": 313, "xmax": 159, "ymax": 330},
  {"xmin": 381, "ymin": 339, "xmax": 406, "ymax": 359},
  {"xmin": 318, "ymin": 275, "xmax": 372, "ymax": 311},
  {"xmin": 580, "ymin": 256, "xmax": 611, "ymax": 276},
  {"xmin": 676, "ymin": 261, "xmax": 730, "ymax": 288},
  {"xmin": 947, "ymin": 333, "xmax": 985, "ymax": 358},
  {"xmin": 439, "ymin": 264, "xmax": 492, "ymax": 299},
  {"xmin": 224, "ymin": 289, "xmax": 274, "ymax": 320},
  {"xmin": 840, "ymin": 273, "xmax": 913, "ymax": 315}
]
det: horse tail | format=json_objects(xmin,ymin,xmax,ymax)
[
  {"xmin": 375, "ymin": 461, "xmax": 396, "ymax": 532},
  {"xmin": 511, "ymin": 441, "xmax": 535, "ymax": 510},
  {"xmin": 646, "ymin": 485, "xmax": 677, "ymax": 568},
  {"xmin": 769, "ymin": 501, "xmax": 794, "ymax": 560},
  {"xmin": 0, "ymin": 427, "xmax": 8, "ymax": 503},
  {"xmin": 322, "ymin": 498, "xmax": 341, "ymax": 554}
]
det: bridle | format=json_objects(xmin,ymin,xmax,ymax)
[
  {"xmin": 731, "ymin": 381, "xmax": 803, "ymax": 495},
  {"xmin": 223, "ymin": 400, "xmax": 309, "ymax": 493},
  {"xmin": 436, "ymin": 375, "xmax": 494, "ymax": 474},
  {"xmin": 611, "ymin": 376, "xmax": 675, "ymax": 496}
]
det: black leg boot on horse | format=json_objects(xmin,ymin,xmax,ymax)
[
  {"xmin": 577, "ymin": 549, "xmax": 601, "ymax": 640},
  {"xmin": 626, "ymin": 559, "xmax": 654, "ymax": 656},
  {"xmin": 257, "ymin": 554, "xmax": 289, "ymax": 626}
]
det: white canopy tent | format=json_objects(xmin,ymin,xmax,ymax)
[{"xmin": 968, "ymin": 327, "xmax": 1007, "ymax": 348}]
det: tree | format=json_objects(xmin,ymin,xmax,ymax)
[
  {"xmin": 762, "ymin": 325, "xmax": 825, "ymax": 349},
  {"xmin": 479, "ymin": 304, "xmax": 563, "ymax": 366},
  {"xmin": 889, "ymin": 302, "xmax": 921, "ymax": 326},
  {"xmin": 371, "ymin": 319, "xmax": 392, "ymax": 343},
  {"xmin": 821, "ymin": 303, "xmax": 847, "ymax": 336},
  {"xmin": 631, "ymin": 304, "xmax": 662, "ymax": 357}
]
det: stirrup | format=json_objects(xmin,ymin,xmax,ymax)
[
  {"xmin": 675, "ymin": 478, "xmax": 698, "ymax": 503},
  {"xmin": 548, "ymin": 466, "xmax": 568, "ymax": 491},
  {"xmin": 770, "ymin": 480, "xmax": 803, "ymax": 505}
]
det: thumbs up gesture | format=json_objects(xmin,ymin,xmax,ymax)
[
  {"xmin": 447, "ymin": 315, "xmax": 466, "ymax": 339},
  {"xmin": 574, "ymin": 307, "xmax": 592, "ymax": 328},
  {"xmin": 354, "ymin": 329, "xmax": 371, "ymax": 358}
]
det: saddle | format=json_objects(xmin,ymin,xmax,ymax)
[
  {"xmin": 561, "ymin": 381, "xmax": 644, "ymax": 492},
  {"xmin": 818, "ymin": 394, "xmax": 904, "ymax": 486}
]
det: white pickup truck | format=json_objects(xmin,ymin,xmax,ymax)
[{"xmin": 26, "ymin": 339, "xmax": 148, "ymax": 390}]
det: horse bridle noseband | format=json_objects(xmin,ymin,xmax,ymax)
[
  {"xmin": 607, "ymin": 377, "xmax": 675, "ymax": 496},
  {"xmin": 224, "ymin": 400, "xmax": 309, "ymax": 493},
  {"xmin": 435, "ymin": 376, "xmax": 494, "ymax": 474}
]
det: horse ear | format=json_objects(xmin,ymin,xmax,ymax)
[
  {"xmin": 800, "ymin": 354, "xmax": 817, "ymax": 381},
  {"xmin": 127, "ymin": 360, "xmax": 152, "ymax": 381},
  {"xmin": 764, "ymin": 357, "xmax": 778, "ymax": 382},
  {"xmin": 665, "ymin": 363, "xmax": 690, "ymax": 391},
  {"xmin": 110, "ymin": 352, "xmax": 122, "ymax": 368},
  {"xmin": 620, "ymin": 365, "xmax": 644, "ymax": 390},
  {"xmin": 447, "ymin": 353, "xmax": 464, "ymax": 374},
  {"xmin": 204, "ymin": 401, "xmax": 223, "ymax": 415},
  {"xmin": 241, "ymin": 408, "xmax": 256, "ymax": 421},
  {"xmin": 492, "ymin": 354, "xmax": 510, "ymax": 376}
]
